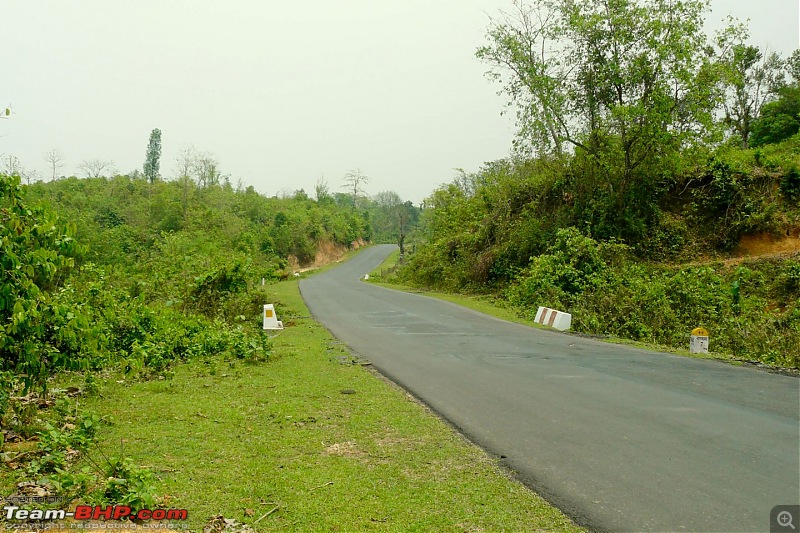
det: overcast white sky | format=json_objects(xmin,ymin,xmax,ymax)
[{"xmin": 2, "ymin": 1, "xmax": 798, "ymax": 203}]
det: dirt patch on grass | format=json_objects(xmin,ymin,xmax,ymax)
[
  {"xmin": 323, "ymin": 441, "xmax": 366, "ymax": 458},
  {"xmin": 374, "ymin": 435, "xmax": 418, "ymax": 449},
  {"xmin": 734, "ymin": 232, "xmax": 800, "ymax": 256}
]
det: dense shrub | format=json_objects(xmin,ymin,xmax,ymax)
[
  {"xmin": 505, "ymin": 230, "xmax": 799, "ymax": 367},
  {"xmin": 0, "ymin": 174, "xmax": 96, "ymax": 392}
]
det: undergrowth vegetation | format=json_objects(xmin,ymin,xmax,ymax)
[{"xmin": 0, "ymin": 171, "xmax": 376, "ymax": 515}]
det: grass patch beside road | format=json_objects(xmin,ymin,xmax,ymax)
[{"xmin": 87, "ymin": 277, "xmax": 582, "ymax": 532}]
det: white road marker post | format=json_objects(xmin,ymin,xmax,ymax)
[
  {"xmin": 263, "ymin": 304, "xmax": 284, "ymax": 331},
  {"xmin": 689, "ymin": 327, "xmax": 709, "ymax": 354}
]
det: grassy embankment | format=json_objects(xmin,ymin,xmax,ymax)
[{"xmin": 84, "ymin": 274, "xmax": 582, "ymax": 532}]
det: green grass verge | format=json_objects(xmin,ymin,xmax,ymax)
[
  {"xmin": 368, "ymin": 247, "xmax": 401, "ymax": 280},
  {"xmin": 86, "ymin": 277, "xmax": 583, "ymax": 532}
]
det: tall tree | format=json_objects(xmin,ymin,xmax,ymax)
[
  {"xmin": 787, "ymin": 49, "xmax": 800, "ymax": 82},
  {"xmin": 193, "ymin": 151, "xmax": 220, "ymax": 188},
  {"xmin": 715, "ymin": 23, "xmax": 785, "ymax": 148},
  {"xmin": 477, "ymin": 0, "xmax": 719, "ymax": 164},
  {"xmin": 44, "ymin": 149, "xmax": 65, "ymax": 181},
  {"xmin": 376, "ymin": 190, "xmax": 416, "ymax": 256},
  {"xmin": 476, "ymin": 0, "xmax": 723, "ymax": 241},
  {"xmin": 750, "ymin": 48, "xmax": 800, "ymax": 147},
  {"xmin": 143, "ymin": 128, "xmax": 162, "ymax": 183},
  {"xmin": 342, "ymin": 169, "xmax": 369, "ymax": 209}
]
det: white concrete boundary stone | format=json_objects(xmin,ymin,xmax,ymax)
[
  {"xmin": 263, "ymin": 304, "xmax": 284, "ymax": 330},
  {"xmin": 535, "ymin": 307, "xmax": 572, "ymax": 331}
]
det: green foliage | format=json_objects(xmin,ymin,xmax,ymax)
[
  {"xmin": 191, "ymin": 258, "xmax": 249, "ymax": 316},
  {"xmin": 687, "ymin": 149, "xmax": 783, "ymax": 249},
  {"xmin": 97, "ymin": 455, "xmax": 157, "ymax": 512},
  {"xmin": 476, "ymin": 0, "xmax": 724, "ymax": 241},
  {"xmin": 504, "ymin": 231, "xmax": 799, "ymax": 367},
  {"xmin": 780, "ymin": 166, "xmax": 800, "ymax": 204},
  {"xmin": 751, "ymin": 86, "xmax": 800, "ymax": 147},
  {"xmin": 0, "ymin": 174, "xmax": 95, "ymax": 392},
  {"xmin": 714, "ymin": 28, "xmax": 785, "ymax": 148},
  {"xmin": 29, "ymin": 413, "xmax": 100, "ymax": 475},
  {"xmin": 143, "ymin": 128, "xmax": 162, "ymax": 183},
  {"xmin": 6, "ymin": 171, "xmax": 368, "ymax": 391},
  {"xmin": 507, "ymin": 228, "xmax": 628, "ymax": 310},
  {"xmin": 370, "ymin": 191, "xmax": 421, "ymax": 252}
]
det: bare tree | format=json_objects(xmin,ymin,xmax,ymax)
[
  {"xmin": 1, "ymin": 155, "xmax": 39, "ymax": 184},
  {"xmin": 79, "ymin": 159, "xmax": 116, "ymax": 178},
  {"xmin": 25, "ymin": 169, "xmax": 41, "ymax": 185},
  {"xmin": 2, "ymin": 154, "xmax": 23, "ymax": 176},
  {"xmin": 193, "ymin": 152, "xmax": 220, "ymax": 188},
  {"xmin": 174, "ymin": 145, "xmax": 196, "ymax": 181},
  {"xmin": 44, "ymin": 149, "xmax": 65, "ymax": 181},
  {"xmin": 342, "ymin": 168, "xmax": 369, "ymax": 208},
  {"xmin": 171, "ymin": 146, "xmax": 198, "ymax": 219}
]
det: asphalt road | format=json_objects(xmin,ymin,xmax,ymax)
[{"xmin": 300, "ymin": 244, "xmax": 800, "ymax": 532}]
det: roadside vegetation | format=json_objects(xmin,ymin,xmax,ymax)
[
  {"xmin": 0, "ymin": 161, "xmax": 426, "ymax": 528},
  {"xmin": 392, "ymin": 0, "xmax": 800, "ymax": 369},
  {"xmin": 0, "ymin": 166, "xmax": 577, "ymax": 529}
]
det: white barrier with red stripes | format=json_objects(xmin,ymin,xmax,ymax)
[{"xmin": 535, "ymin": 307, "xmax": 572, "ymax": 331}]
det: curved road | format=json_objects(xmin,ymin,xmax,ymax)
[{"xmin": 300, "ymin": 245, "xmax": 800, "ymax": 532}]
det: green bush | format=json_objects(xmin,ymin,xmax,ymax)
[
  {"xmin": 0, "ymin": 174, "xmax": 95, "ymax": 392},
  {"xmin": 780, "ymin": 167, "xmax": 800, "ymax": 204},
  {"xmin": 507, "ymin": 228, "xmax": 628, "ymax": 312}
]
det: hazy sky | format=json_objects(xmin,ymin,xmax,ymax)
[{"xmin": 2, "ymin": 1, "xmax": 798, "ymax": 203}]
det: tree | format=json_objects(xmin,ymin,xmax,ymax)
[
  {"xmin": 2, "ymin": 154, "xmax": 23, "ymax": 177},
  {"xmin": 787, "ymin": 49, "xmax": 800, "ymax": 82},
  {"xmin": 342, "ymin": 169, "xmax": 369, "ymax": 208},
  {"xmin": 750, "ymin": 87, "xmax": 800, "ymax": 147},
  {"xmin": 376, "ymin": 190, "xmax": 416, "ymax": 256},
  {"xmin": 479, "ymin": 0, "xmax": 718, "ymax": 160},
  {"xmin": 476, "ymin": 0, "xmax": 722, "ymax": 241},
  {"xmin": 193, "ymin": 152, "xmax": 220, "ymax": 188},
  {"xmin": 175, "ymin": 145, "xmax": 195, "ymax": 181},
  {"xmin": 2, "ymin": 155, "xmax": 40, "ymax": 185},
  {"xmin": 143, "ymin": 128, "xmax": 162, "ymax": 183},
  {"xmin": 79, "ymin": 159, "xmax": 116, "ymax": 178},
  {"xmin": 715, "ymin": 23, "xmax": 785, "ymax": 148},
  {"xmin": 314, "ymin": 176, "xmax": 331, "ymax": 202},
  {"xmin": 750, "ymin": 49, "xmax": 800, "ymax": 147},
  {"xmin": 44, "ymin": 149, "xmax": 65, "ymax": 181}
]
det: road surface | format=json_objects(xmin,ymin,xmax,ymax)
[{"xmin": 300, "ymin": 244, "xmax": 800, "ymax": 532}]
